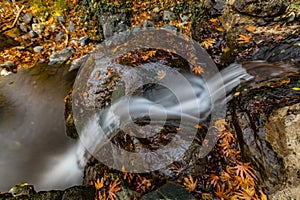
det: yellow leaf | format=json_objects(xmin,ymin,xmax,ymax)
[
  {"xmin": 209, "ymin": 18, "xmax": 218, "ymax": 25},
  {"xmin": 216, "ymin": 27, "xmax": 224, "ymax": 31},
  {"xmin": 259, "ymin": 190, "xmax": 268, "ymax": 200},
  {"xmin": 194, "ymin": 124, "xmax": 203, "ymax": 129},
  {"xmin": 245, "ymin": 25, "xmax": 256, "ymax": 33},
  {"xmin": 201, "ymin": 38, "xmax": 215, "ymax": 49},
  {"xmin": 237, "ymin": 34, "xmax": 251, "ymax": 44},
  {"xmin": 113, "ymin": 1, "xmax": 120, "ymax": 6},
  {"xmin": 292, "ymin": 87, "xmax": 300, "ymax": 91},
  {"xmin": 192, "ymin": 66, "xmax": 204, "ymax": 75},
  {"xmin": 94, "ymin": 178, "xmax": 104, "ymax": 190}
]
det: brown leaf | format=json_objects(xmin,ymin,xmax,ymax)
[{"xmin": 192, "ymin": 66, "xmax": 204, "ymax": 75}]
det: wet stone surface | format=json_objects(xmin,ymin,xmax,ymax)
[{"xmin": 227, "ymin": 67, "xmax": 300, "ymax": 195}]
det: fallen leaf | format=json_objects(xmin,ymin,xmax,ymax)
[
  {"xmin": 209, "ymin": 18, "xmax": 218, "ymax": 25},
  {"xmin": 245, "ymin": 25, "xmax": 256, "ymax": 33},
  {"xmin": 192, "ymin": 66, "xmax": 204, "ymax": 75},
  {"xmin": 201, "ymin": 38, "xmax": 216, "ymax": 49},
  {"xmin": 292, "ymin": 87, "xmax": 300, "ymax": 91},
  {"xmin": 237, "ymin": 34, "xmax": 251, "ymax": 44}
]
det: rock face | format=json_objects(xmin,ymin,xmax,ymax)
[
  {"xmin": 234, "ymin": 0, "xmax": 289, "ymax": 17},
  {"xmin": 228, "ymin": 61, "xmax": 300, "ymax": 195},
  {"xmin": 266, "ymin": 104, "xmax": 300, "ymax": 200},
  {"xmin": 0, "ymin": 185, "xmax": 95, "ymax": 200}
]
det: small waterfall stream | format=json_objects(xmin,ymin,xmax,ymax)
[{"xmin": 0, "ymin": 64, "xmax": 81, "ymax": 191}]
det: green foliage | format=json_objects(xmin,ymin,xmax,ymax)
[
  {"xmin": 31, "ymin": 0, "xmax": 70, "ymax": 21},
  {"xmin": 81, "ymin": 0, "xmax": 132, "ymax": 40}
]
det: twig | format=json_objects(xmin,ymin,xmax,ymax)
[
  {"xmin": 9, "ymin": 5, "xmax": 25, "ymax": 29},
  {"xmin": 59, "ymin": 21, "xmax": 69, "ymax": 47}
]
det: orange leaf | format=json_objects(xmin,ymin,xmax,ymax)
[
  {"xmin": 209, "ymin": 18, "xmax": 218, "ymax": 25},
  {"xmin": 192, "ymin": 66, "xmax": 204, "ymax": 75},
  {"xmin": 201, "ymin": 38, "xmax": 215, "ymax": 49},
  {"xmin": 245, "ymin": 25, "xmax": 256, "ymax": 33},
  {"xmin": 237, "ymin": 34, "xmax": 251, "ymax": 44}
]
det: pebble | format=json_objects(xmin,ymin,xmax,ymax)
[
  {"xmin": 29, "ymin": 30, "xmax": 38, "ymax": 38},
  {"xmin": 0, "ymin": 69, "xmax": 11, "ymax": 76},
  {"xmin": 143, "ymin": 20, "xmax": 155, "ymax": 28},
  {"xmin": 79, "ymin": 36, "xmax": 90, "ymax": 46},
  {"xmin": 32, "ymin": 23, "xmax": 45, "ymax": 35},
  {"xmin": 56, "ymin": 16, "xmax": 66, "ymax": 23},
  {"xmin": 33, "ymin": 46, "xmax": 43, "ymax": 53},
  {"xmin": 69, "ymin": 54, "xmax": 89, "ymax": 71},
  {"xmin": 19, "ymin": 23, "xmax": 28, "ymax": 32},
  {"xmin": 49, "ymin": 46, "xmax": 75, "ymax": 65},
  {"xmin": 22, "ymin": 13, "xmax": 33, "ymax": 24},
  {"xmin": 68, "ymin": 21, "xmax": 75, "ymax": 32},
  {"xmin": 0, "ymin": 61, "xmax": 14, "ymax": 70},
  {"xmin": 163, "ymin": 11, "xmax": 175, "ymax": 21},
  {"xmin": 55, "ymin": 32, "xmax": 65, "ymax": 41}
]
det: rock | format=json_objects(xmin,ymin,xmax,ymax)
[
  {"xmin": 68, "ymin": 21, "xmax": 75, "ymax": 32},
  {"xmin": 162, "ymin": 24, "xmax": 178, "ymax": 32},
  {"xmin": 101, "ymin": 14, "xmax": 129, "ymax": 38},
  {"xmin": 253, "ymin": 36, "xmax": 300, "ymax": 62},
  {"xmin": 0, "ymin": 61, "xmax": 14, "ymax": 70},
  {"xmin": 266, "ymin": 104, "xmax": 300, "ymax": 200},
  {"xmin": 55, "ymin": 32, "xmax": 65, "ymax": 41},
  {"xmin": 29, "ymin": 30, "xmax": 38, "ymax": 38},
  {"xmin": 287, "ymin": 11, "xmax": 296, "ymax": 23},
  {"xmin": 56, "ymin": 16, "xmax": 66, "ymax": 23},
  {"xmin": 142, "ymin": 182, "xmax": 196, "ymax": 200},
  {"xmin": 0, "ymin": 69, "xmax": 11, "ymax": 76},
  {"xmin": 0, "ymin": 33, "xmax": 20, "ymax": 51},
  {"xmin": 143, "ymin": 20, "xmax": 155, "ymax": 29},
  {"xmin": 9, "ymin": 183, "xmax": 36, "ymax": 196},
  {"xmin": 19, "ymin": 23, "xmax": 28, "ymax": 32},
  {"xmin": 0, "ymin": 185, "xmax": 95, "ymax": 200},
  {"xmin": 211, "ymin": 0, "xmax": 226, "ymax": 16},
  {"xmin": 234, "ymin": 0, "xmax": 289, "ymax": 17},
  {"xmin": 61, "ymin": 186, "xmax": 95, "ymax": 200},
  {"xmin": 163, "ymin": 11, "xmax": 175, "ymax": 21},
  {"xmin": 33, "ymin": 46, "xmax": 43, "ymax": 53},
  {"xmin": 69, "ymin": 54, "xmax": 89, "ymax": 72},
  {"xmin": 180, "ymin": 15, "xmax": 189, "ymax": 22},
  {"xmin": 79, "ymin": 36, "xmax": 90, "ymax": 46},
  {"xmin": 32, "ymin": 23, "xmax": 45, "ymax": 35},
  {"xmin": 22, "ymin": 13, "xmax": 33, "ymax": 24},
  {"xmin": 48, "ymin": 47, "xmax": 75, "ymax": 65},
  {"xmin": 228, "ymin": 61, "xmax": 300, "ymax": 195}
]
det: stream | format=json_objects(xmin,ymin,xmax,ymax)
[{"xmin": 0, "ymin": 64, "xmax": 80, "ymax": 191}]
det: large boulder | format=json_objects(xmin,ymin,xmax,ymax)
[{"xmin": 234, "ymin": 0, "xmax": 289, "ymax": 17}]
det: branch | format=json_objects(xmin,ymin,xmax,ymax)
[{"xmin": 9, "ymin": 5, "xmax": 25, "ymax": 29}]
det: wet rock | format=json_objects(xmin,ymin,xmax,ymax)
[
  {"xmin": 254, "ymin": 36, "xmax": 300, "ymax": 62},
  {"xmin": 33, "ymin": 46, "xmax": 43, "ymax": 53},
  {"xmin": 142, "ymin": 182, "xmax": 196, "ymax": 200},
  {"xmin": 55, "ymin": 32, "xmax": 65, "ymax": 42},
  {"xmin": 163, "ymin": 11, "xmax": 175, "ymax": 21},
  {"xmin": 49, "ymin": 47, "xmax": 75, "ymax": 65},
  {"xmin": 228, "ymin": 62, "xmax": 300, "ymax": 195},
  {"xmin": 234, "ymin": 0, "xmax": 289, "ymax": 17},
  {"xmin": 9, "ymin": 183, "xmax": 36, "ymax": 197},
  {"xmin": 266, "ymin": 104, "xmax": 300, "ymax": 200},
  {"xmin": 22, "ymin": 13, "xmax": 33, "ymax": 24},
  {"xmin": 61, "ymin": 185, "xmax": 95, "ymax": 200},
  {"xmin": 32, "ymin": 23, "xmax": 45, "ymax": 35},
  {"xmin": 29, "ymin": 30, "xmax": 38, "ymax": 38},
  {"xmin": 0, "ymin": 185, "xmax": 95, "ymax": 200},
  {"xmin": 56, "ymin": 16, "xmax": 66, "ymax": 23},
  {"xmin": 19, "ymin": 23, "xmax": 28, "ymax": 33},
  {"xmin": 79, "ymin": 36, "xmax": 90, "ymax": 46},
  {"xmin": 143, "ymin": 20, "xmax": 155, "ymax": 29},
  {"xmin": 68, "ymin": 21, "xmax": 75, "ymax": 32},
  {"xmin": 211, "ymin": 0, "xmax": 227, "ymax": 16},
  {"xmin": 0, "ymin": 61, "xmax": 14, "ymax": 70},
  {"xmin": 69, "ymin": 54, "xmax": 89, "ymax": 72},
  {"xmin": 101, "ymin": 14, "xmax": 129, "ymax": 39},
  {"xmin": 0, "ymin": 33, "xmax": 20, "ymax": 51}
]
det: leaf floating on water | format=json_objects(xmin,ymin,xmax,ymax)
[
  {"xmin": 194, "ymin": 124, "xmax": 203, "ymax": 129},
  {"xmin": 237, "ymin": 34, "xmax": 251, "ymax": 44},
  {"xmin": 292, "ymin": 87, "xmax": 300, "ymax": 91},
  {"xmin": 157, "ymin": 70, "xmax": 166, "ymax": 79},
  {"xmin": 192, "ymin": 66, "xmax": 204, "ymax": 75}
]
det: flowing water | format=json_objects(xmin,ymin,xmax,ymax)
[{"xmin": 0, "ymin": 64, "xmax": 81, "ymax": 191}]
